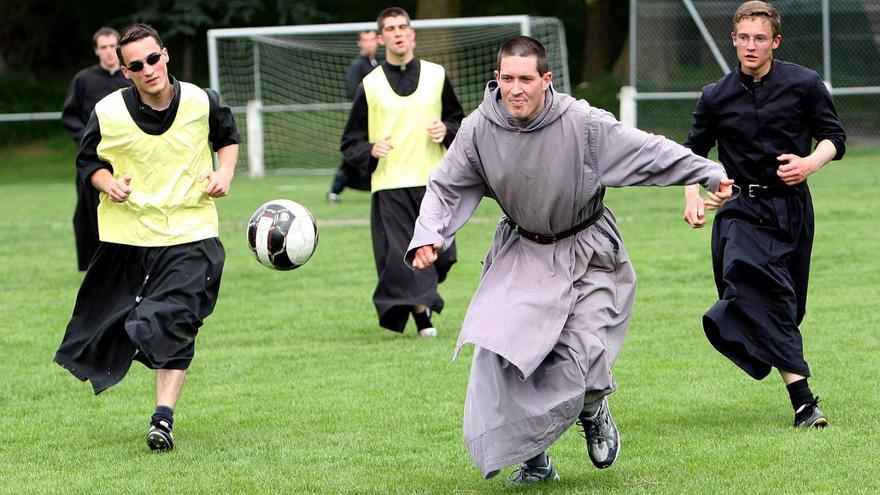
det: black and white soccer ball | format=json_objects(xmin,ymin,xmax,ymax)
[{"xmin": 247, "ymin": 199, "xmax": 318, "ymax": 270}]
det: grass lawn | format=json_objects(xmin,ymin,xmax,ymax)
[{"xmin": 0, "ymin": 139, "xmax": 878, "ymax": 494}]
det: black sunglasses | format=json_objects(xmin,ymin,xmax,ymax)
[{"xmin": 127, "ymin": 52, "xmax": 163, "ymax": 72}]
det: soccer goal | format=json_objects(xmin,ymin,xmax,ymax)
[{"xmin": 208, "ymin": 16, "xmax": 570, "ymax": 177}]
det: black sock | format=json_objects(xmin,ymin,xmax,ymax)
[
  {"xmin": 581, "ymin": 398, "xmax": 601, "ymax": 419},
  {"xmin": 524, "ymin": 451, "xmax": 548, "ymax": 468},
  {"xmin": 412, "ymin": 309, "xmax": 433, "ymax": 330},
  {"xmin": 786, "ymin": 378, "xmax": 814, "ymax": 412},
  {"xmin": 152, "ymin": 405, "xmax": 174, "ymax": 428}
]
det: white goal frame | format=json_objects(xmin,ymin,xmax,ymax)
[{"xmin": 208, "ymin": 16, "xmax": 570, "ymax": 177}]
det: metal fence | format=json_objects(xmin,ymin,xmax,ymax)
[{"xmin": 623, "ymin": 0, "xmax": 880, "ymax": 144}]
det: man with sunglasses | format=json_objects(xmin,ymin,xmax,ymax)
[
  {"xmin": 54, "ymin": 23, "xmax": 240, "ymax": 452},
  {"xmin": 62, "ymin": 27, "xmax": 131, "ymax": 271},
  {"xmin": 682, "ymin": 1, "xmax": 845, "ymax": 428}
]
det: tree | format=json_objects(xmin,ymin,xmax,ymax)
[
  {"xmin": 581, "ymin": 0, "xmax": 628, "ymax": 83},
  {"xmin": 417, "ymin": 0, "xmax": 461, "ymax": 19},
  {"xmin": 123, "ymin": 0, "xmax": 265, "ymax": 81}
]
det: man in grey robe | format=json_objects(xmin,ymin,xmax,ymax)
[{"xmin": 407, "ymin": 36, "xmax": 734, "ymax": 484}]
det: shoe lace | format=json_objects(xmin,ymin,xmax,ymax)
[
  {"xmin": 508, "ymin": 464, "xmax": 549, "ymax": 484},
  {"xmin": 576, "ymin": 415, "xmax": 604, "ymax": 444},
  {"xmin": 795, "ymin": 396, "xmax": 821, "ymax": 419},
  {"xmin": 151, "ymin": 419, "xmax": 172, "ymax": 433},
  {"xmin": 508, "ymin": 465, "xmax": 532, "ymax": 483}
]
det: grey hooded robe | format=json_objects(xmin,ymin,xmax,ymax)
[{"xmin": 407, "ymin": 82, "xmax": 728, "ymax": 478}]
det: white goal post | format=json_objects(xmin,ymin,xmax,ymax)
[{"xmin": 207, "ymin": 16, "xmax": 570, "ymax": 177}]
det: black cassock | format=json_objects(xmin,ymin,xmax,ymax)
[
  {"xmin": 704, "ymin": 187, "xmax": 814, "ymax": 379},
  {"xmin": 685, "ymin": 59, "xmax": 846, "ymax": 379},
  {"xmin": 371, "ymin": 187, "xmax": 456, "ymax": 331},
  {"xmin": 341, "ymin": 59, "xmax": 464, "ymax": 332},
  {"xmin": 61, "ymin": 64, "xmax": 131, "ymax": 270}
]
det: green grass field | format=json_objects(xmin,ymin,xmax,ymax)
[{"xmin": 1, "ymin": 139, "xmax": 878, "ymax": 494}]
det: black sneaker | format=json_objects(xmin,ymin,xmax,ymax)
[
  {"xmin": 147, "ymin": 419, "xmax": 174, "ymax": 451},
  {"xmin": 508, "ymin": 457, "xmax": 560, "ymax": 485},
  {"xmin": 577, "ymin": 397, "xmax": 620, "ymax": 469},
  {"xmin": 794, "ymin": 397, "xmax": 829, "ymax": 428}
]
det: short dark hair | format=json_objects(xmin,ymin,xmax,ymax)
[
  {"xmin": 92, "ymin": 27, "xmax": 119, "ymax": 47},
  {"xmin": 496, "ymin": 36, "xmax": 549, "ymax": 76},
  {"xmin": 377, "ymin": 7, "xmax": 411, "ymax": 32},
  {"xmin": 733, "ymin": 1, "xmax": 781, "ymax": 37},
  {"xmin": 117, "ymin": 23, "xmax": 164, "ymax": 65}
]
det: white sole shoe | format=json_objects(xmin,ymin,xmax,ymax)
[{"xmin": 418, "ymin": 327, "xmax": 437, "ymax": 337}]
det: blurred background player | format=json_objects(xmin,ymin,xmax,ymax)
[
  {"xmin": 54, "ymin": 23, "xmax": 240, "ymax": 452},
  {"xmin": 61, "ymin": 27, "xmax": 131, "ymax": 271},
  {"xmin": 341, "ymin": 6, "xmax": 464, "ymax": 336},
  {"xmin": 327, "ymin": 30, "xmax": 379, "ymax": 203},
  {"xmin": 682, "ymin": 1, "xmax": 845, "ymax": 428}
]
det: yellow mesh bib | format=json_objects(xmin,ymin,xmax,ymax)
[
  {"xmin": 363, "ymin": 61, "xmax": 447, "ymax": 192},
  {"xmin": 94, "ymin": 82, "xmax": 218, "ymax": 246}
]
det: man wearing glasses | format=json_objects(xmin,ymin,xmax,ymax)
[
  {"xmin": 682, "ymin": 1, "xmax": 845, "ymax": 428},
  {"xmin": 54, "ymin": 23, "xmax": 240, "ymax": 452},
  {"xmin": 62, "ymin": 27, "xmax": 131, "ymax": 271}
]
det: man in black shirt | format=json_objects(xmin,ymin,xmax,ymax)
[
  {"xmin": 62, "ymin": 27, "xmax": 131, "ymax": 271},
  {"xmin": 327, "ymin": 29, "xmax": 378, "ymax": 202},
  {"xmin": 341, "ymin": 7, "xmax": 464, "ymax": 336},
  {"xmin": 683, "ymin": 1, "xmax": 845, "ymax": 428}
]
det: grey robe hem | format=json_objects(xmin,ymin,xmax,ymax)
[{"xmin": 468, "ymin": 391, "xmax": 584, "ymax": 479}]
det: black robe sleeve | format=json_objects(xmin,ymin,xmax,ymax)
[{"xmin": 340, "ymin": 84, "xmax": 377, "ymax": 173}]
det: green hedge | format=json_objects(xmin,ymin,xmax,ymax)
[{"xmin": 0, "ymin": 70, "xmax": 69, "ymax": 146}]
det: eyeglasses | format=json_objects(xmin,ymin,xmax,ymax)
[
  {"xmin": 733, "ymin": 34, "xmax": 774, "ymax": 47},
  {"xmin": 126, "ymin": 52, "xmax": 163, "ymax": 72}
]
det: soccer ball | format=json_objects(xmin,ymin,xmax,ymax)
[{"xmin": 247, "ymin": 199, "xmax": 318, "ymax": 270}]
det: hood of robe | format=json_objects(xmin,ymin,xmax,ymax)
[{"xmin": 476, "ymin": 80, "xmax": 578, "ymax": 132}]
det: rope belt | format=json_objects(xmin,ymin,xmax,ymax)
[{"xmin": 505, "ymin": 206, "xmax": 606, "ymax": 245}]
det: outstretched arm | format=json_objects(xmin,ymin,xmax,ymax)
[{"xmin": 591, "ymin": 107, "xmax": 728, "ymax": 192}]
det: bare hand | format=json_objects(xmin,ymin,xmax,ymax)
[
  {"xmin": 683, "ymin": 193, "xmax": 706, "ymax": 228},
  {"xmin": 412, "ymin": 243, "xmax": 441, "ymax": 269},
  {"xmin": 371, "ymin": 136, "xmax": 393, "ymax": 158},
  {"xmin": 200, "ymin": 168, "xmax": 233, "ymax": 197},
  {"xmin": 705, "ymin": 178, "xmax": 735, "ymax": 209},
  {"xmin": 777, "ymin": 153, "xmax": 818, "ymax": 185},
  {"xmin": 426, "ymin": 120, "xmax": 447, "ymax": 144},
  {"xmin": 108, "ymin": 174, "xmax": 132, "ymax": 203}
]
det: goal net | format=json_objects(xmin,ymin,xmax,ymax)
[
  {"xmin": 624, "ymin": 0, "xmax": 880, "ymax": 145},
  {"xmin": 208, "ymin": 16, "xmax": 570, "ymax": 176}
]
